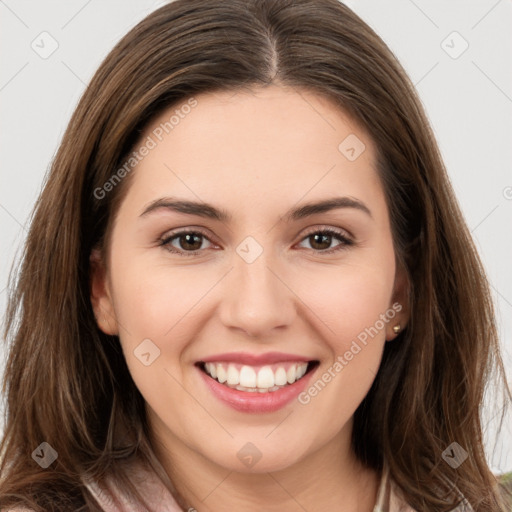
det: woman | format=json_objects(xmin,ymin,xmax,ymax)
[{"xmin": 1, "ymin": 0, "xmax": 510, "ymax": 510}]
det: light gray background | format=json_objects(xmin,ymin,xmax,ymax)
[{"xmin": 1, "ymin": 0, "xmax": 511, "ymax": 474}]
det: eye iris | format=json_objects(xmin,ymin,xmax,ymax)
[
  {"xmin": 179, "ymin": 233, "xmax": 202, "ymax": 251},
  {"xmin": 310, "ymin": 233, "xmax": 332, "ymax": 250}
]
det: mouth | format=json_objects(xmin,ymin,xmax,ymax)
[{"xmin": 196, "ymin": 360, "xmax": 320, "ymax": 393}]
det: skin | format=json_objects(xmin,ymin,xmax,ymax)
[{"xmin": 90, "ymin": 85, "xmax": 409, "ymax": 512}]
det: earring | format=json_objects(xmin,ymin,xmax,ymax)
[{"xmin": 393, "ymin": 325, "xmax": 401, "ymax": 334}]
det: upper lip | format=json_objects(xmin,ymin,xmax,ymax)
[{"xmin": 198, "ymin": 351, "xmax": 315, "ymax": 366}]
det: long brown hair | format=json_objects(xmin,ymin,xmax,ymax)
[{"xmin": 1, "ymin": 0, "xmax": 510, "ymax": 510}]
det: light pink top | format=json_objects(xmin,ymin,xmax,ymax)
[
  {"xmin": 10, "ymin": 459, "xmax": 472, "ymax": 511},
  {"xmin": 83, "ymin": 459, "xmax": 458, "ymax": 512}
]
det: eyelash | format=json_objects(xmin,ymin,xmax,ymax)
[{"xmin": 159, "ymin": 227, "xmax": 354, "ymax": 257}]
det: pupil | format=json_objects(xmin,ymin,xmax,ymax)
[
  {"xmin": 312, "ymin": 233, "xmax": 330, "ymax": 250},
  {"xmin": 182, "ymin": 233, "xmax": 201, "ymax": 250}
]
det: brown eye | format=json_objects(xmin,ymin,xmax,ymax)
[
  {"xmin": 308, "ymin": 233, "xmax": 333, "ymax": 251},
  {"xmin": 298, "ymin": 228, "xmax": 354, "ymax": 254},
  {"xmin": 159, "ymin": 227, "xmax": 354, "ymax": 257},
  {"xmin": 160, "ymin": 230, "xmax": 213, "ymax": 255},
  {"xmin": 175, "ymin": 233, "xmax": 204, "ymax": 251}
]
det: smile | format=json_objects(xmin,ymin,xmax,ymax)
[
  {"xmin": 199, "ymin": 361, "xmax": 313, "ymax": 392},
  {"xmin": 196, "ymin": 355, "xmax": 320, "ymax": 413}
]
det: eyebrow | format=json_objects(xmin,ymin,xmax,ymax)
[{"xmin": 139, "ymin": 196, "xmax": 372, "ymax": 222}]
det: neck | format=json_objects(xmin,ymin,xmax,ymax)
[{"xmin": 148, "ymin": 416, "xmax": 380, "ymax": 512}]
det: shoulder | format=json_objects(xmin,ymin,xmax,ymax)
[
  {"xmin": 379, "ymin": 463, "xmax": 475, "ymax": 512},
  {"xmin": 85, "ymin": 457, "xmax": 184, "ymax": 512},
  {"xmin": 4, "ymin": 458, "xmax": 182, "ymax": 512}
]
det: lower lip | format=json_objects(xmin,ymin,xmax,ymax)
[{"xmin": 197, "ymin": 364, "xmax": 317, "ymax": 413}]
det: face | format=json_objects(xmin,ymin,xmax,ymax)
[{"xmin": 90, "ymin": 85, "xmax": 408, "ymax": 475}]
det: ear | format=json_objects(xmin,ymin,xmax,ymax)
[
  {"xmin": 89, "ymin": 247, "xmax": 119, "ymax": 336},
  {"xmin": 385, "ymin": 261, "xmax": 410, "ymax": 342}
]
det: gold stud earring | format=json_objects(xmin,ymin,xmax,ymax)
[{"xmin": 393, "ymin": 325, "xmax": 401, "ymax": 334}]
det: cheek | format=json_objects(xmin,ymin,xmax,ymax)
[
  {"xmin": 108, "ymin": 239, "xmax": 209, "ymax": 344},
  {"xmin": 301, "ymin": 302, "xmax": 391, "ymax": 430},
  {"xmin": 295, "ymin": 259, "xmax": 395, "ymax": 415},
  {"xmin": 108, "ymin": 262, "xmax": 200, "ymax": 422},
  {"xmin": 305, "ymin": 261, "xmax": 395, "ymax": 348}
]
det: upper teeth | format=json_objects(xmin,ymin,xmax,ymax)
[{"xmin": 203, "ymin": 362, "xmax": 308, "ymax": 390}]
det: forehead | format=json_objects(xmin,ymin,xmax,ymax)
[{"xmin": 121, "ymin": 85, "xmax": 383, "ymax": 218}]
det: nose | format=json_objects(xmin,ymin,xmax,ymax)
[{"xmin": 218, "ymin": 246, "xmax": 296, "ymax": 339}]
